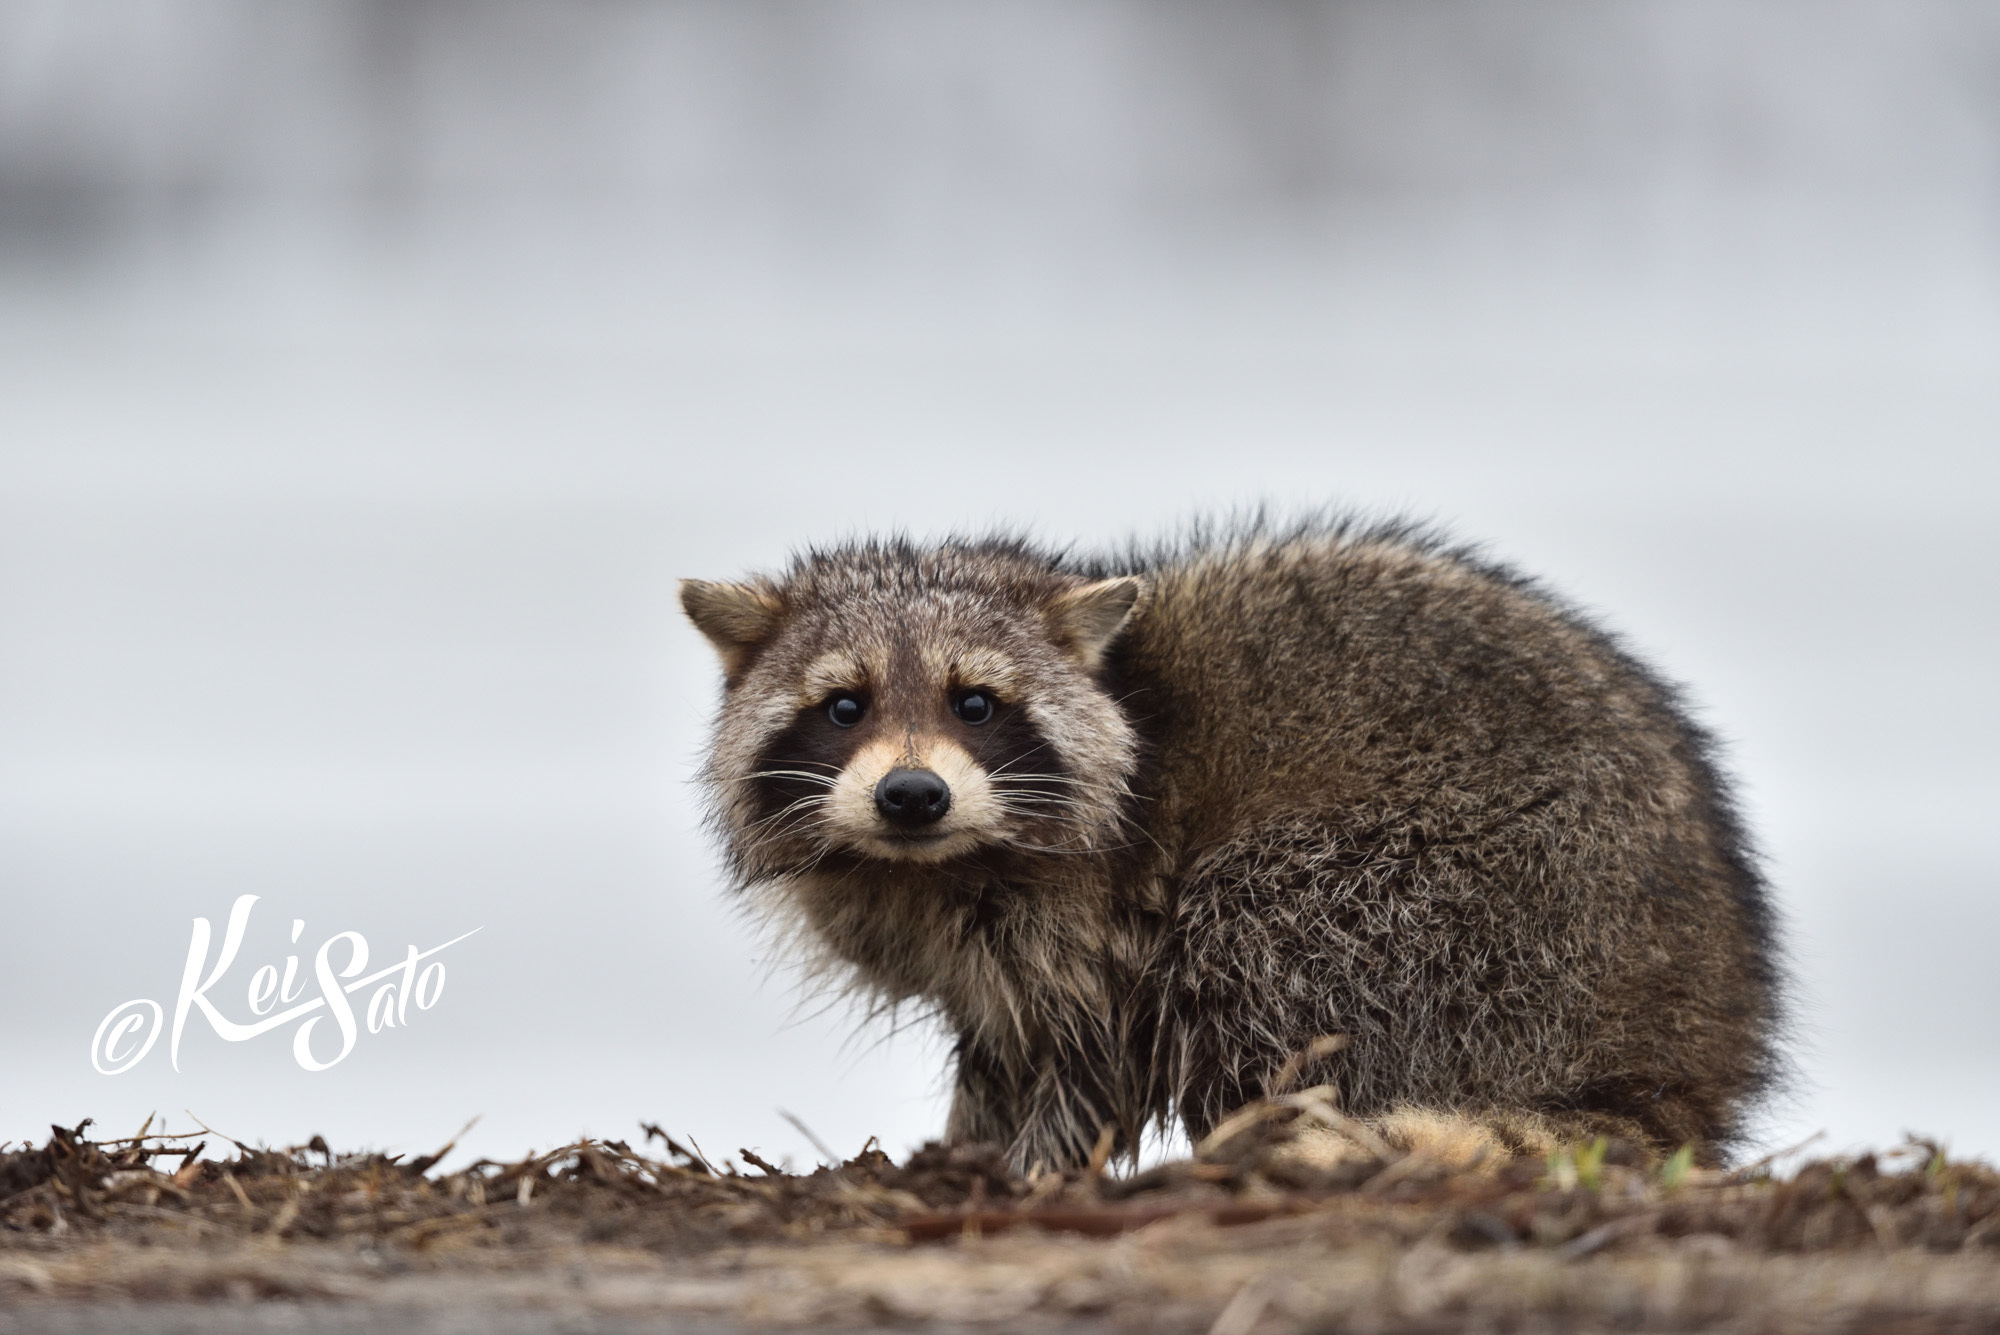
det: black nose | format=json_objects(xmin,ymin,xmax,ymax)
[{"xmin": 874, "ymin": 768, "xmax": 952, "ymax": 828}]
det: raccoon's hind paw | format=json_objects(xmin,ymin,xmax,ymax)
[
  {"xmin": 1272, "ymin": 1107, "xmax": 1514, "ymax": 1175},
  {"xmin": 1273, "ymin": 1105, "xmax": 1666, "ymax": 1176}
]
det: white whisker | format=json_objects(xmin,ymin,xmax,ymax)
[{"xmin": 726, "ymin": 768, "xmax": 841, "ymax": 788}]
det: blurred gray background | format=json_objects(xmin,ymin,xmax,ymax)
[{"xmin": 2, "ymin": 0, "xmax": 1996, "ymax": 1169}]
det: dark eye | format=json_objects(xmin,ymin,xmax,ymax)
[
  {"xmin": 954, "ymin": 691, "xmax": 995, "ymax": 725},
  {"xmin": 827, "ymin": 694, "xmax": 866, "ymax": 728}
]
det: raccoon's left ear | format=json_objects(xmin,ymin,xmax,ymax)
[
  {"xmin": 1048, "ymin": 576, "xmax": 1146, "ymax": 670},
  {"xmin": 680, "ymin": 579, "xmax": 785, "ymax": 680}
]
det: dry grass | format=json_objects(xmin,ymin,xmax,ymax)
[{"xmin": 4, "ymin": 1099, "xmax": 1999, "ymax": 1331}]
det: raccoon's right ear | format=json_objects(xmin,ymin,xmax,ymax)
[{"xmin": 680, "ymin": 580, "xmax": 785, "ymax": 679}]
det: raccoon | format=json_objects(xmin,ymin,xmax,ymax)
[{"xmin": 681, "ymin": 519, "xmax": 1781, "ymax": 1172}]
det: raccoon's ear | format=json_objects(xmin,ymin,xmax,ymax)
[
  {"xmin": 680, "ymin": 579, "xmax": 784, "ymax": 679},
  {"xmin": 1048, "ymin": 576, "xmax": 1146, "ymax": 670}
]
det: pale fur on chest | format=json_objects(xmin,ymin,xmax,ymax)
[{"xmin": 781, "ymin": 858, "xmax": 1162, "ymax": 1057}]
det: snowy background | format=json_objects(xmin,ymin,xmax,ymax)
[{"xmin": 2, "ymin": 0, "xmax": 1996, "ymax": 1169}]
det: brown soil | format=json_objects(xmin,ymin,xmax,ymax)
[{"xmin": 4, "ymin": 1105, "xmax": 1999, "ymax": 1333}]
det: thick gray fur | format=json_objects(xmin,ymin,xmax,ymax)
[{"xmin": 683, "ymin": 517, "xmax": 1783, "ymax": 1171}]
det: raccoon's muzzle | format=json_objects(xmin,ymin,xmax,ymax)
[{"xmin": 875, "ymin": 768, "xmax": 952, "ymax": 828}]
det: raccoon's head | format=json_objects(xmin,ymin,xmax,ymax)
[{"xmin": 681, "ymin": 543, "xmax": 1144, "ymax": 881}]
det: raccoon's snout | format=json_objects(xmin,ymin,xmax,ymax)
[{"xmin": 875, "ymin": 768, "xmax": 952, "ymax": 828}]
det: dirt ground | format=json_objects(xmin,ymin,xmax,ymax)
[{"xmin": 5, "ymin": 1100, "xmax": 1999, "ymax": 1334}]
